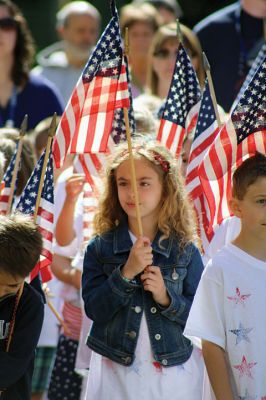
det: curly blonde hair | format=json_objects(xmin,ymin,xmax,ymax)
[{"xmin": 93, "ymin": 137, "xmax": 199, "ymax": 248}]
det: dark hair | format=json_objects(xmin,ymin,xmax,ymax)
[
  {"xmin": 232, "ymin": 152, "xmax": 266, "ymax": 200},
  {"xmin": 0, "ymin": 0, "xmax": 35, "ymax": 86},
  {"xmin": 0, "ymin": 131, "xmax": 36, "ymax": 195},
  {"xmin": 0, "ymin": 213, "xmax": 42, "ymax": 278}
]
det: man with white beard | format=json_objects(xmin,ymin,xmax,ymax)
[{"xmin": 32, "ymin": 1, "xmax": 101, "ymax": 105}]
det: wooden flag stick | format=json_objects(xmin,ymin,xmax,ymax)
[
  {"xmin": 123, "ymin": 28, "xmax": 143, "ymax": 237},
  {"xmin": 6, "ymin": 115, "xmax": 28, "ymax": 214},
  {"xmin": 34, "ymin": 113, "xmax": 57, "ymax": 222},
  {"xmin": 203, "ymin": 52, "xmax": 222, "ymax": 128},
  {"xmin": 176, "ymin": 18, "xmax": 183, "ymax": 43},
  {"xmin": 43, "ymin": 285, "xmax": 71, "ymax": 335},
  {"xmin": 123, "ymin": 107, "xmax": 143, "ymax": 237}
]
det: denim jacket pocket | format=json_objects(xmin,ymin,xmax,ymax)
[{"xmin": 161, "ymin": 266, "xmax": 187, "ymax": 295}]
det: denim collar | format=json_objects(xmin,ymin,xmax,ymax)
[{"xmin": 113, "ymin": 219, "xmax": 174, "ymax": 257}]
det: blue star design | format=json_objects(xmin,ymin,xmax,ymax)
[
  {"xmin": 238, "ymin": 388, "xmax": 257, "ymax": 400},
  {"xmin": 230, "ymin": 322, "xmax": 253, "ymax": 345}
]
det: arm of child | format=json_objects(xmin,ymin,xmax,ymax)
[
  {"xmin": 0, "ymin": 287, "xmax": 44, "ymax": 389},
  {"xmin": 55, "ymin": 174, "xmax": 85, "ymax": 246},
  {"xmin": 202, "ymin": 340, "xmax": 234, "ymax": 400},
  {"xmin": 51, "ymin": 253, "xmax": 81, "ymax": 290}
]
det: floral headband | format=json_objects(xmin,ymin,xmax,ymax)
[
  {"xmin": 151, "ymin": 151, "xmax": 170, "ymax": 173},
  {"xmin": 117, "ymin": 146, "xmax": 170, "ymax": 173}
]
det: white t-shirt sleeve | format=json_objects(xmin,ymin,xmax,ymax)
[{"xmin": 184, "ymin": 260, "xmax": 226, "ymax": 350}]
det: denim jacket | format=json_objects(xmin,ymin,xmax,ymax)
[{"xmin": 82, "ymin": 220, "xmax": 204, "ymax": 367}]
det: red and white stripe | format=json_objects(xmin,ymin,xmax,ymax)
[
  {"xmin": 199, "ymin": 120, "xmax": 266, "ymax": 229},
  {"xmin": 30, "ymin": 197, "xmax": 54, "ymax": 282},
  {"xmin": 53, "ymin": 61, "xmax": 129, "ymax": 168},
  {"xmin": 157, "ymin": 102, "xmax": 200, "ymax": 158}
]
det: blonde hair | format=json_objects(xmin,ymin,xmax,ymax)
[
  {"xmin": 93, "ymin": 138, "xmax": 199, "ymax": 248},
  {"xmin": 147, "ymin": 22, "xmax": 205, "ymax": 95},
  {"xmin": 120, "ymin": 3, "xmax": 162, "ymax": 35}
]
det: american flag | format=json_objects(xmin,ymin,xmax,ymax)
[
  {"xmin": 110, "ymin": 55, "xmax": 135, "ymax": 144},
  {"xmin": 186, "ymin": 78, "xmax": 221, "ymax": 246},
  {"xmin": 199, "ymin": 56, "xmax": 266, "ymax": 230},
  {"xmin": 232, "ymin": 43, "xmax": 266, "ymax": 111},
  {"xmin": 186, "ymin": 78, "xmax": 220, "ymax": 200},
  {"xmin": 16, "ymin": 150, "xmax": 54, "ymax": 282},
  {"xmin": 156, "ymin": 43, "xmax": 201, "ymax": 157},
  {"xmin": 0, "ymin": 143, "xmax": 18, "ymax": 215},
  {"xmin": 53, "ymin": 0, "xmax": 130, "ymax": 168},
  {"xmin": 74, "ymin": 86, "xmax": 135, "ymax": 193},
  {"xmin": 82, "ymin": 182, "xmax": 98, "ymax": 245}
]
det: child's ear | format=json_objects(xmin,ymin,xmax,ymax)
[{"xmin": 229, "ymin": 197, "xmax": 242, "ymax": 218}]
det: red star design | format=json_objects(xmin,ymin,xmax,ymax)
[
  {"xmin": 227, "ymin": 287, "xmax": 251, "ymax": 306},
  {"xmin": 233, "ymin": 355, "xmax": 257, "ymax": 379}
]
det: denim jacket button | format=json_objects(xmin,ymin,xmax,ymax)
[
  {"xmin": 162, "ymin": 359, "xmax": 168, "ymax": 366},
  {"xmin": 122, "ymin": 356, "xmax": 132, "ymax": 364},
  {"xmin": 155, "ymin": 334, "xmax": 161, "ymax": 340},
  {"xmin": 134, "ymin": 306, "xmax": 142, "ymax": 313},
  {"xmin": 172, "ymin": 270, "xmax": 179, "ymax": 280},
  {"xmin": 127, "ymin": 331, "xmax": 137, "ymax": 339},
  {"xmin": 150, "ymin": 307, "xmax": 157, "ymax": 314}
]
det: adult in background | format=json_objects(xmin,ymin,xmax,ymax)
[
  {"xmin": 132, "ymin": 0, "xmax": 183, "ymax": 24},
  {"xmin": 194, "ymin": 0, "xmax": 266, "ymax": 112},
  {"xmin": 120, "ymin": 2, "xmax": 162, "ymax": 98},
  {"xmin": 32, "ymin": 1, "xmax": 101, "ymax": 105},
  {"xmin": 0, "ymin": 0, "xmax": 63, "ymax": 130}
]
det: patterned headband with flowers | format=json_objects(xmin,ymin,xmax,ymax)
[{"xmin": 116, "ymin": 145, "xmax": 170, "ymax": 173}]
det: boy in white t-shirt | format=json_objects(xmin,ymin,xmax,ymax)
[{"xmin": 184, "ymin": 152, "xmax": 266, "ymax": 400}]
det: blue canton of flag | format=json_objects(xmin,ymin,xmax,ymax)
[
  {"xmin": 157, "ymin": 43, "xmax": 201, "ymax": 157},
  {"xmin": 53, "ymin": 0, "xmax": 130, "ymax": 166},
  {"xmin": 232, "ymin": 56, "xmax": 266, "ymax": 145},
  {"xmin": 111, "ymin": 57, "xmax": 135, "ymax": 144},
  {"xmin": 16, "ymin": 149, "xmax": 54, "ymax": 282},
  {"xmin": 0, "ymin": 142, "xmax": 19, "ymax": 215},
  {"xmin": 232, "ymin": 43, "xmax": 266, "ymax": 111}
]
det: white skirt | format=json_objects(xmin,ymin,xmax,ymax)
[{"xmin": 85, "ymin": 316, "xmax": 204, "ymax": 400}]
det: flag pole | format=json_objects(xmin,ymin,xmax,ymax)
[
  {"xmin": 176, "ymin": 18, "xmax": 183, "ymax": 43},
  {"xmin": 203, "ymin": 52, "xmax": 222, "ymax": 128},
  {"xmin": 264, "ymin": 19, "xmax": 266, "ymax": 40},
  {"xmin": 123, "ymin": 28, "xmax": 143, "ymax": 237},
  {"xmin": 43, "ymin": 284, "xmax": 71, "ymax": 336},
  {"xmin": 34, "ymin": 113, "xmax": 57, "ymax": 222},
  {"xmin": 6, "ymin": 115, "xmax": 28, "ymax": 214}
]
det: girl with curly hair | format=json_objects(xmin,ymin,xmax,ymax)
[{"xmin": 82, "ymin": 138, "xmax": 204, "ymax": 399}]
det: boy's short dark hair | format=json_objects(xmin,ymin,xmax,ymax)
[
  {"xmin": 0, "ymin": 213, "xmax": 43, "ymax": 278},
  {"xmin": 232, "ymin": 152, "xmax": 266, "ymax": 200}
]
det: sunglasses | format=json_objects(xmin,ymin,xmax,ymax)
[
  {"xmin": 0, "ymin": 17, "xmax": 17, "ymax": 31},
  {"xmin": 153, "ymin": 49, "xmax": 178, "ymax": 59}
]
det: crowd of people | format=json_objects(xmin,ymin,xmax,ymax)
[{"xmin": 0, "ymin": 0, "xmax": 266, "ymax": 399}]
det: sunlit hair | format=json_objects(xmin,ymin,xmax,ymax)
[
  {"xmin": 120, "ymin": 2, "xmax": 162, "ymax": 36},
  {"xmin": 147, "ymin": 22, "xmax": 204, "ymax": 95},
  {"xmin": 94, "ymin": 137, "xmax": 199, "ymax": 248},
  {"xmin": 0, "ymin": 0, "xmax": 35, "ymax": 86},
  {"xmin": 232, "ymin": 152, "xmax": 266, "ymax": 200}
]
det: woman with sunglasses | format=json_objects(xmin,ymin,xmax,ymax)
[
  {"xmin": 0, "ymin": 0, "xmax": 63, "ymax": 130},
  {"xmin": 147, "ymin": 22, "xmax": 205, "ymax": 100}
]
